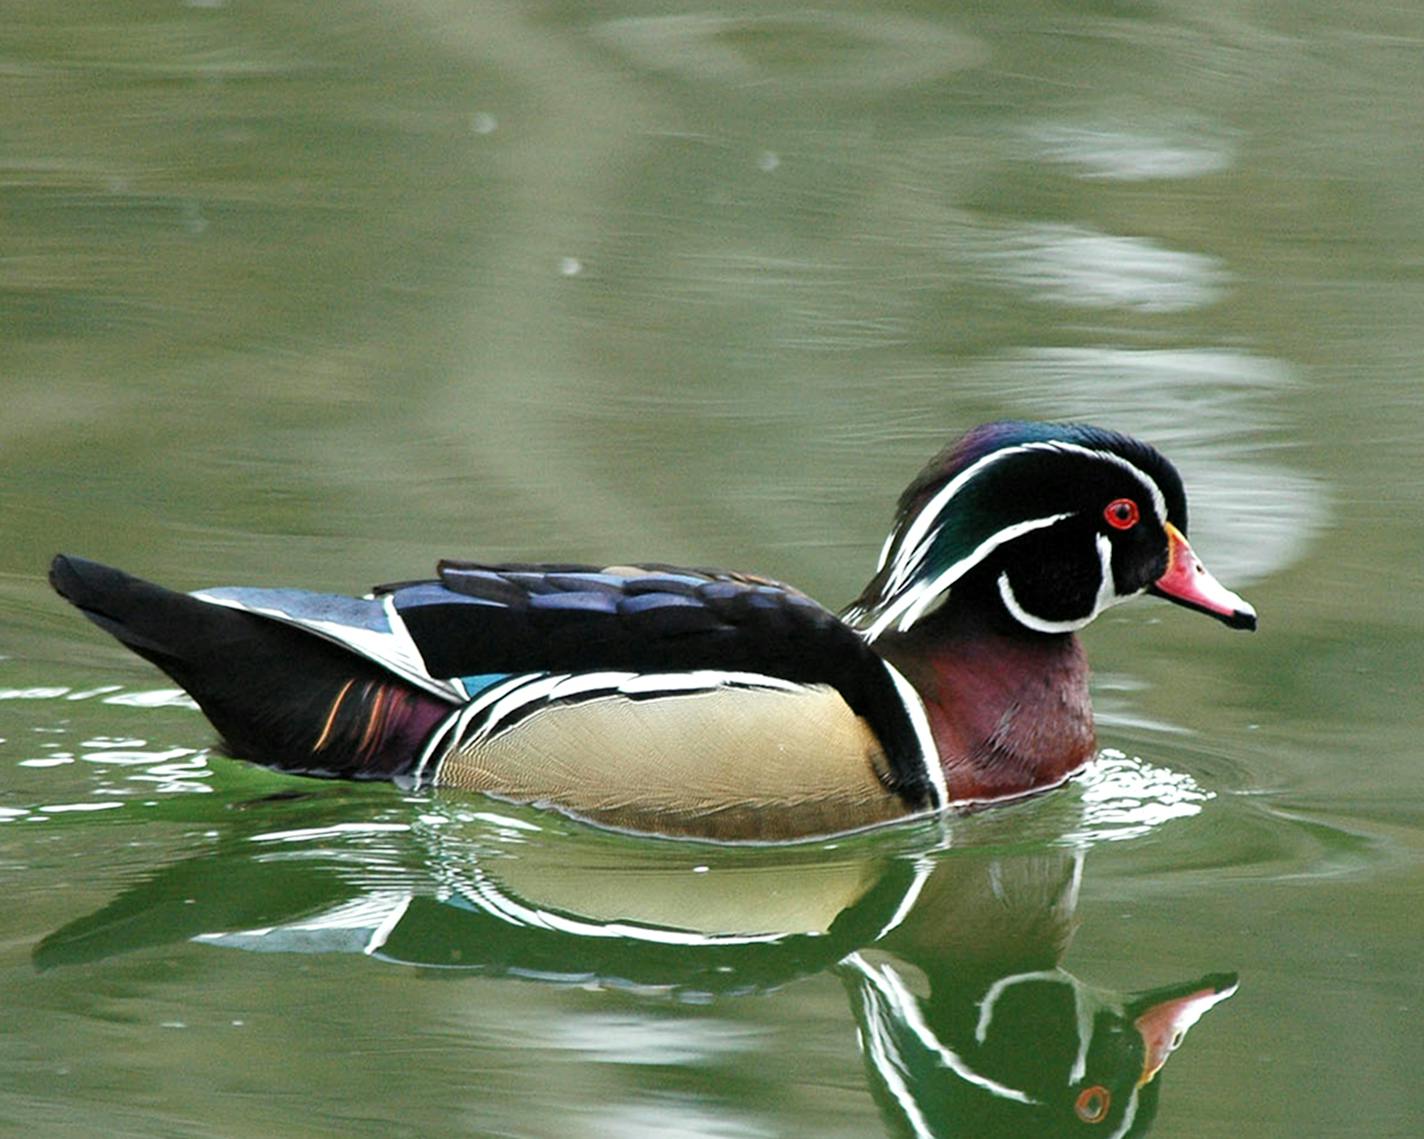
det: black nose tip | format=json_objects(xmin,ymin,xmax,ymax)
[{"xmin": 1226, "ymin": 608, "xmax": 1258, "ymax": 632}]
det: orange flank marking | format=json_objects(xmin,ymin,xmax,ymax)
[
  {"xmin": 312, "ymin": 678, "xmax": 356, "ymax": 752},
  {"xmin": 357, "ymin": 683, "xmax": 388, "ymax": 758}
]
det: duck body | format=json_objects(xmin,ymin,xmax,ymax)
[{"xmin": 50, "ymin": 422, "xmax": 1257, "ymax": 841}]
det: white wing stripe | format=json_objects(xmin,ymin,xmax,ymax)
[{"xmin": 190, "ymin": 591, "xmax": 464, "ymax": 701}]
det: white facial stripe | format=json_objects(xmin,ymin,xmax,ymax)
[
  {"xmin": 1105, "ymin": 1094, "xmax": 1140, "ymax": 1139},
  {"xmin": 1022, "ymin": 440, "xmax": 1168, "ymax": 525},
  {"xmin": 881, "ymin": 444, "xmax": 1046, "ymax": 596},
  {"xmin": 874, "ymin": 528, "xmax": 898, "ymax": 574},
  {"xmin": 867, "ymin": 436, "xmax": 1169, "ymax": 640},
  {"xmin": 851, "ymin": 957, "xmax": 939, "ymax": 1139},
  {"xmin": 975, "ymin": 969, "xmax": 1070, "ymax": 1044},
  {"xmin": 853, "ymin": 955, "xmax": 1039, "ymax": 1106},
  {"xmin": 864, "ymin": 512, "xmax": 1073, "ymax": 641},
  {"xmin": 882, "ymin": 440, "xmax": 1167, "ymax": 598},
  {"xmin": 996, "ymin": 532, "xmax": 1142, "ymax": 634}
]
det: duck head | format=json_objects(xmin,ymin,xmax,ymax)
[{"xmin": 847, "ymin": 421, "xmax": 1257, "ymax": 640}]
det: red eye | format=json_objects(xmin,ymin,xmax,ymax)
[
  {"xmin": 1075, "ymin": 1085, "xmax": 1111, "ymax": 1124},
  {"xmin": 1104, "ymin": 498, "xmax": 1140, "ymax": 530}
]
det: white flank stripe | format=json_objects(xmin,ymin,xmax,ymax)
[
  {"xmin": 474, "ymin": 673, "xmax": 577, "ymax": 740},
  {"xmin": 425, "ymin": 673, "xmax": 546, "ymax": 782},
  {"xmin": 410, "ymin": 710, "xmax": 459, "ymax": 786},
  {"xmin": 462, "ymin": 670, "xmax": 813, "ymax": 746},
  {"xmin": 543, "ymin": 671, "xmax": 639, "ymax": 699},
  {"xmin": 881, "ymin": 661, "xmax": 945, "ymax": 809},
  {"xmin": 456, "ymin": 672, "xmax": 546, "ymax": 730},
  {"xmin": 617, "ymin": 670, "xmax": 802, "ymax": 695}
]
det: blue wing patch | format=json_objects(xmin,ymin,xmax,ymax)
[{"xmin": 458, "ymin": 673, "xmax": 513, "ymax": 699}]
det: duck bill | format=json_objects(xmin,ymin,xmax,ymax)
[
  {"xmin": 1149, "ymin": 523, "xmax": 1257, "ymax": 631},
  {"xmin": 1132, "ymin": 973, "xmax": 1239, "ymax": 1086}
]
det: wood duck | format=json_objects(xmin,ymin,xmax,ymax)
[{"xmin": 49, "ymin": 421, "xmax": 1256, "ymax": 841}]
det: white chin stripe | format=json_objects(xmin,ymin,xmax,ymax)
[{"xmin": 996, "ymin": 533, "xmax": 1137, "ymax": 634}]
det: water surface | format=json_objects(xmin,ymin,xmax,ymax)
[{"xmin": 4, "ymin": 3, "xmax": 1423, "ymax": 1136}]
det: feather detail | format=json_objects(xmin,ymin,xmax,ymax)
[
  {"xmin": 437, "ymin": 680, "xmax": 917, "ymax": 841},
  {"xmin": 49, "ymin": 556, "xmax": 452, "ymax": 779}
]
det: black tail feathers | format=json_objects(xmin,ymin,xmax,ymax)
[
  {"xmin": 49, "ymin": 555, "xmax": 449, "ymax": 781},
  {"xmin": 51, "ymin": 554, "xmax": 241, "ymax": 665}
]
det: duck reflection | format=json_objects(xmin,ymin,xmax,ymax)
[
  {"xmin": 846, "ymin": 851, "xmax": 1236, "ymax": 1137},
  {"xmin": 35, "ymin": 800, "xmax": 1234, "ymax": 1137}
]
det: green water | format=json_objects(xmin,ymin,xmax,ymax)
[{"xmin": 3, "ymin": 3, "xmax": 1422, "ymax": 1136}]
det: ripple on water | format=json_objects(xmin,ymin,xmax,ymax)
[
  {"xmin": 1066, "ymin": 750, "xmax": 1213, "ymax": 845},
  {"xmin": 3, "ymin": 684, "xmax": 214, "ymax": 818},
  {"xmin": 1024, "ymin": 120, "xmax": 1237, "ymax": 182},
  {"xmin": 594, "ymin": 11, "xmax": 986, "ymax": 93}
]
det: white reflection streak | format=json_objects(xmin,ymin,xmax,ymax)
[
  {"xmin": 1028, "ymin": 123, "xmax": 1234, "ymax": 181},
  {"xmin": 986, "ymin": 225, "xmax": 1227, "ymax": 313}
]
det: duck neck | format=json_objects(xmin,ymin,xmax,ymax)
[{"xmin": 875, "ymin": 603, "xmax": 1095, "ymax": 804}]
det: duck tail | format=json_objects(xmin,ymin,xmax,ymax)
[{"xmin": 48, "ymin": 554, "xmax": 450, "ymax": 780}]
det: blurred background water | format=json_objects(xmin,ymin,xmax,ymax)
[{"xmin": 3, "ymin": 2, "xmax": 1422, "ymax": 1136}]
